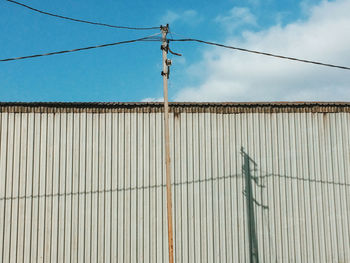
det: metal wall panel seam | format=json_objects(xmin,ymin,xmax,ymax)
[
  {"xmin": 325, "ymin": 114, "xmax": 338, "ymax": 262},
  {"xmin": 179, "ymin": 113, "xmax": 186, "ymax": 263},
  {"xmin": 330, "ymin": 114, "xmax": 344, "ymax": 262},
  {"xmin": 5, "ymin": 113, "xmax": 13, "ymax": 263},
  {"xmin": 227, "ymin": 114, "xmax": 234, "ymax": 262},
  {"xmin": 341, "ymin": 113, "xmax": 350, "ymax": 260},
  {"xmin": 188, "ymin": 112, "xmax": 195, "ymax": 263},
  {"xmin": 110, "ymin": 112, "xmax": 117, "ymax": 262},
  {"xmin": 218, "ymin": 113, "xmax": 225, "ymax": 262},
  {"xmin": 8, "ymin": 113, "xmax": 18, "ymax": 262},
  {"xmin": 19, "ymin": 114, "xmax": 30, "ymax": 262},
  {"xmin": 0, "ymin": 113, "xmax": 7, "ymax": 263},
  {"xmin": 45, "ymin": 114, "xmax": 54, "ymax": 263},
  {"xmin": 195, "ymin": 112, "xmax": 202, "ymax": 263},
  {"xmin": 15, "ymin": 112, "xmax": 24, "ymax": 262},
  {"xmin": 224, "ymin": 114, "xmax": 230, "ymax": 263},
  {"xmin": 319, "ymin": 113, "xmax": 330, "ymax": 261},
  {"xmin": 309, "ymin": 114, "xmax": 319, "ymax": 261},
  {"xmin": 136, "ymin": 112, "xmax": 140, "ymax": 263},
  {"xmin": 32, "ymin": 113, "xmax": 40, "ymax": 262},
  {"xmin": 336, "ymin": 114, "xmax": 347, "ymax": 261},
  {"xmin": 180, "ymin": 114, "xmax": 186, "ymax": 262},
  {"xmin": 77, "ymin": 112, "xmax": 83, "ymax": 263}
]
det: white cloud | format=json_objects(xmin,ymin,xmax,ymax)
[
  {"xmin": 247, "ymin": 0, "xmax": 261, "ymax": 6},
  {"xmin": 175, "ymin": 0, "xmax": 350, "ymax": 102},
  {"xmin": 215, "ymin": 7, "xmax": 257, "ymax": 32},
  {"xmin": 160, "ymin": 11, "xmax": 180, "ymax": 24},
  {"xmin": 141, "ymin": 97, "xmax": 163, "ymax": 102},
  {"xmin": 160, "ymin": 9, "xmax": 201, "ymax": 25}
]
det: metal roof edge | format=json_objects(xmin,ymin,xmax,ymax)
[
  {"xmin": 0, "ymin": 101, "xmax": 349, "ymax": 107},
  {"xmin": 0, "ymin": 101, "xmax": 349, "ymax": 113}
]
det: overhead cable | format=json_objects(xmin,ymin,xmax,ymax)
[
  {"xmin": 169, "ymin": 38, "xmax": 350, "ymax": 71},
  {"xmin": 0, "ymin": 34, "xmax": 161, "ymax": 62},
  {"xmin": 5, "ymin": 0, "xmax": 160, "ymax": 30}
]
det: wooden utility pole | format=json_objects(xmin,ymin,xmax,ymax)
[{"xmin": 161, "ymin": 24, "xmax": 174, "ymax": 263}]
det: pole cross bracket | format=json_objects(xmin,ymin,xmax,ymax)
[
  {"xmin": 161, "ymin": 44, "xmax": 169, "ymax": 52},
  {"xmin": 161, "ymin": 70, "xmax": 170, "ymax": 79}
]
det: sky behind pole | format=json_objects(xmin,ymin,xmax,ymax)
[{"xmin": 0, "ymin": 0, "xmax": 349, "ymax": 102}]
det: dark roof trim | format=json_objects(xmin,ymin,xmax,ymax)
[
  {"xmin": 0, "ymin": 102, "xmax": 349, "ymax": 113},
  {"xmin": 0, "ymin": 101, "xmax": 349, "ymax": 107}
]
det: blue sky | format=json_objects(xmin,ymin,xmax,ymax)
[{"xmin": 0, "ymin": 0, "xmax": 349, "ymax": 102}]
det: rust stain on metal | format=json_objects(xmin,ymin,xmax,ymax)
[
  {"xmin": 323, "ymin": 112, "xmax": 329, "ymax": 131},
  {"xmin": 173, "ymin": 112, "xmax": 180, "ymax": 119}
]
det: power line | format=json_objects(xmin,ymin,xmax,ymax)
[
  {"xmin": 169, "ymin": 38, "xmax": 350, "ymax": 71},
  {"xmin": 0, "ymin": 34, "xmax": 161, "ymax": 62},
  {"xmin": 5, "ymin": 0, "xmax": 160, "ymax": 30}
]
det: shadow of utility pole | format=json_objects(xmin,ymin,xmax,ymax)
[{"xmin": 241, "ymin": 147, "xmax": 268, "ymax": 263}]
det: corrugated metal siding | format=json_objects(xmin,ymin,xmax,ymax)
[{"xmin": 0, "ymin": 107, "xmax": 349, "ymax": 262}]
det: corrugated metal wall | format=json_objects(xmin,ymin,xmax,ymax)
[{"xmin": 0, "ymin": 105, "xmax": 349, "ymax": 262}]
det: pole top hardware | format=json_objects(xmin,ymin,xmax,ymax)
[
  {"xmin": 161, "ymin": 43, "xmax": 169, "ymax": 52},
  {"xmin": 166, "ymin": 59, "xmax": 172, "ymax": 66},
  {"xmin": 160, "ymin": 24, "xmax": 169, "ymax": 33}
]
